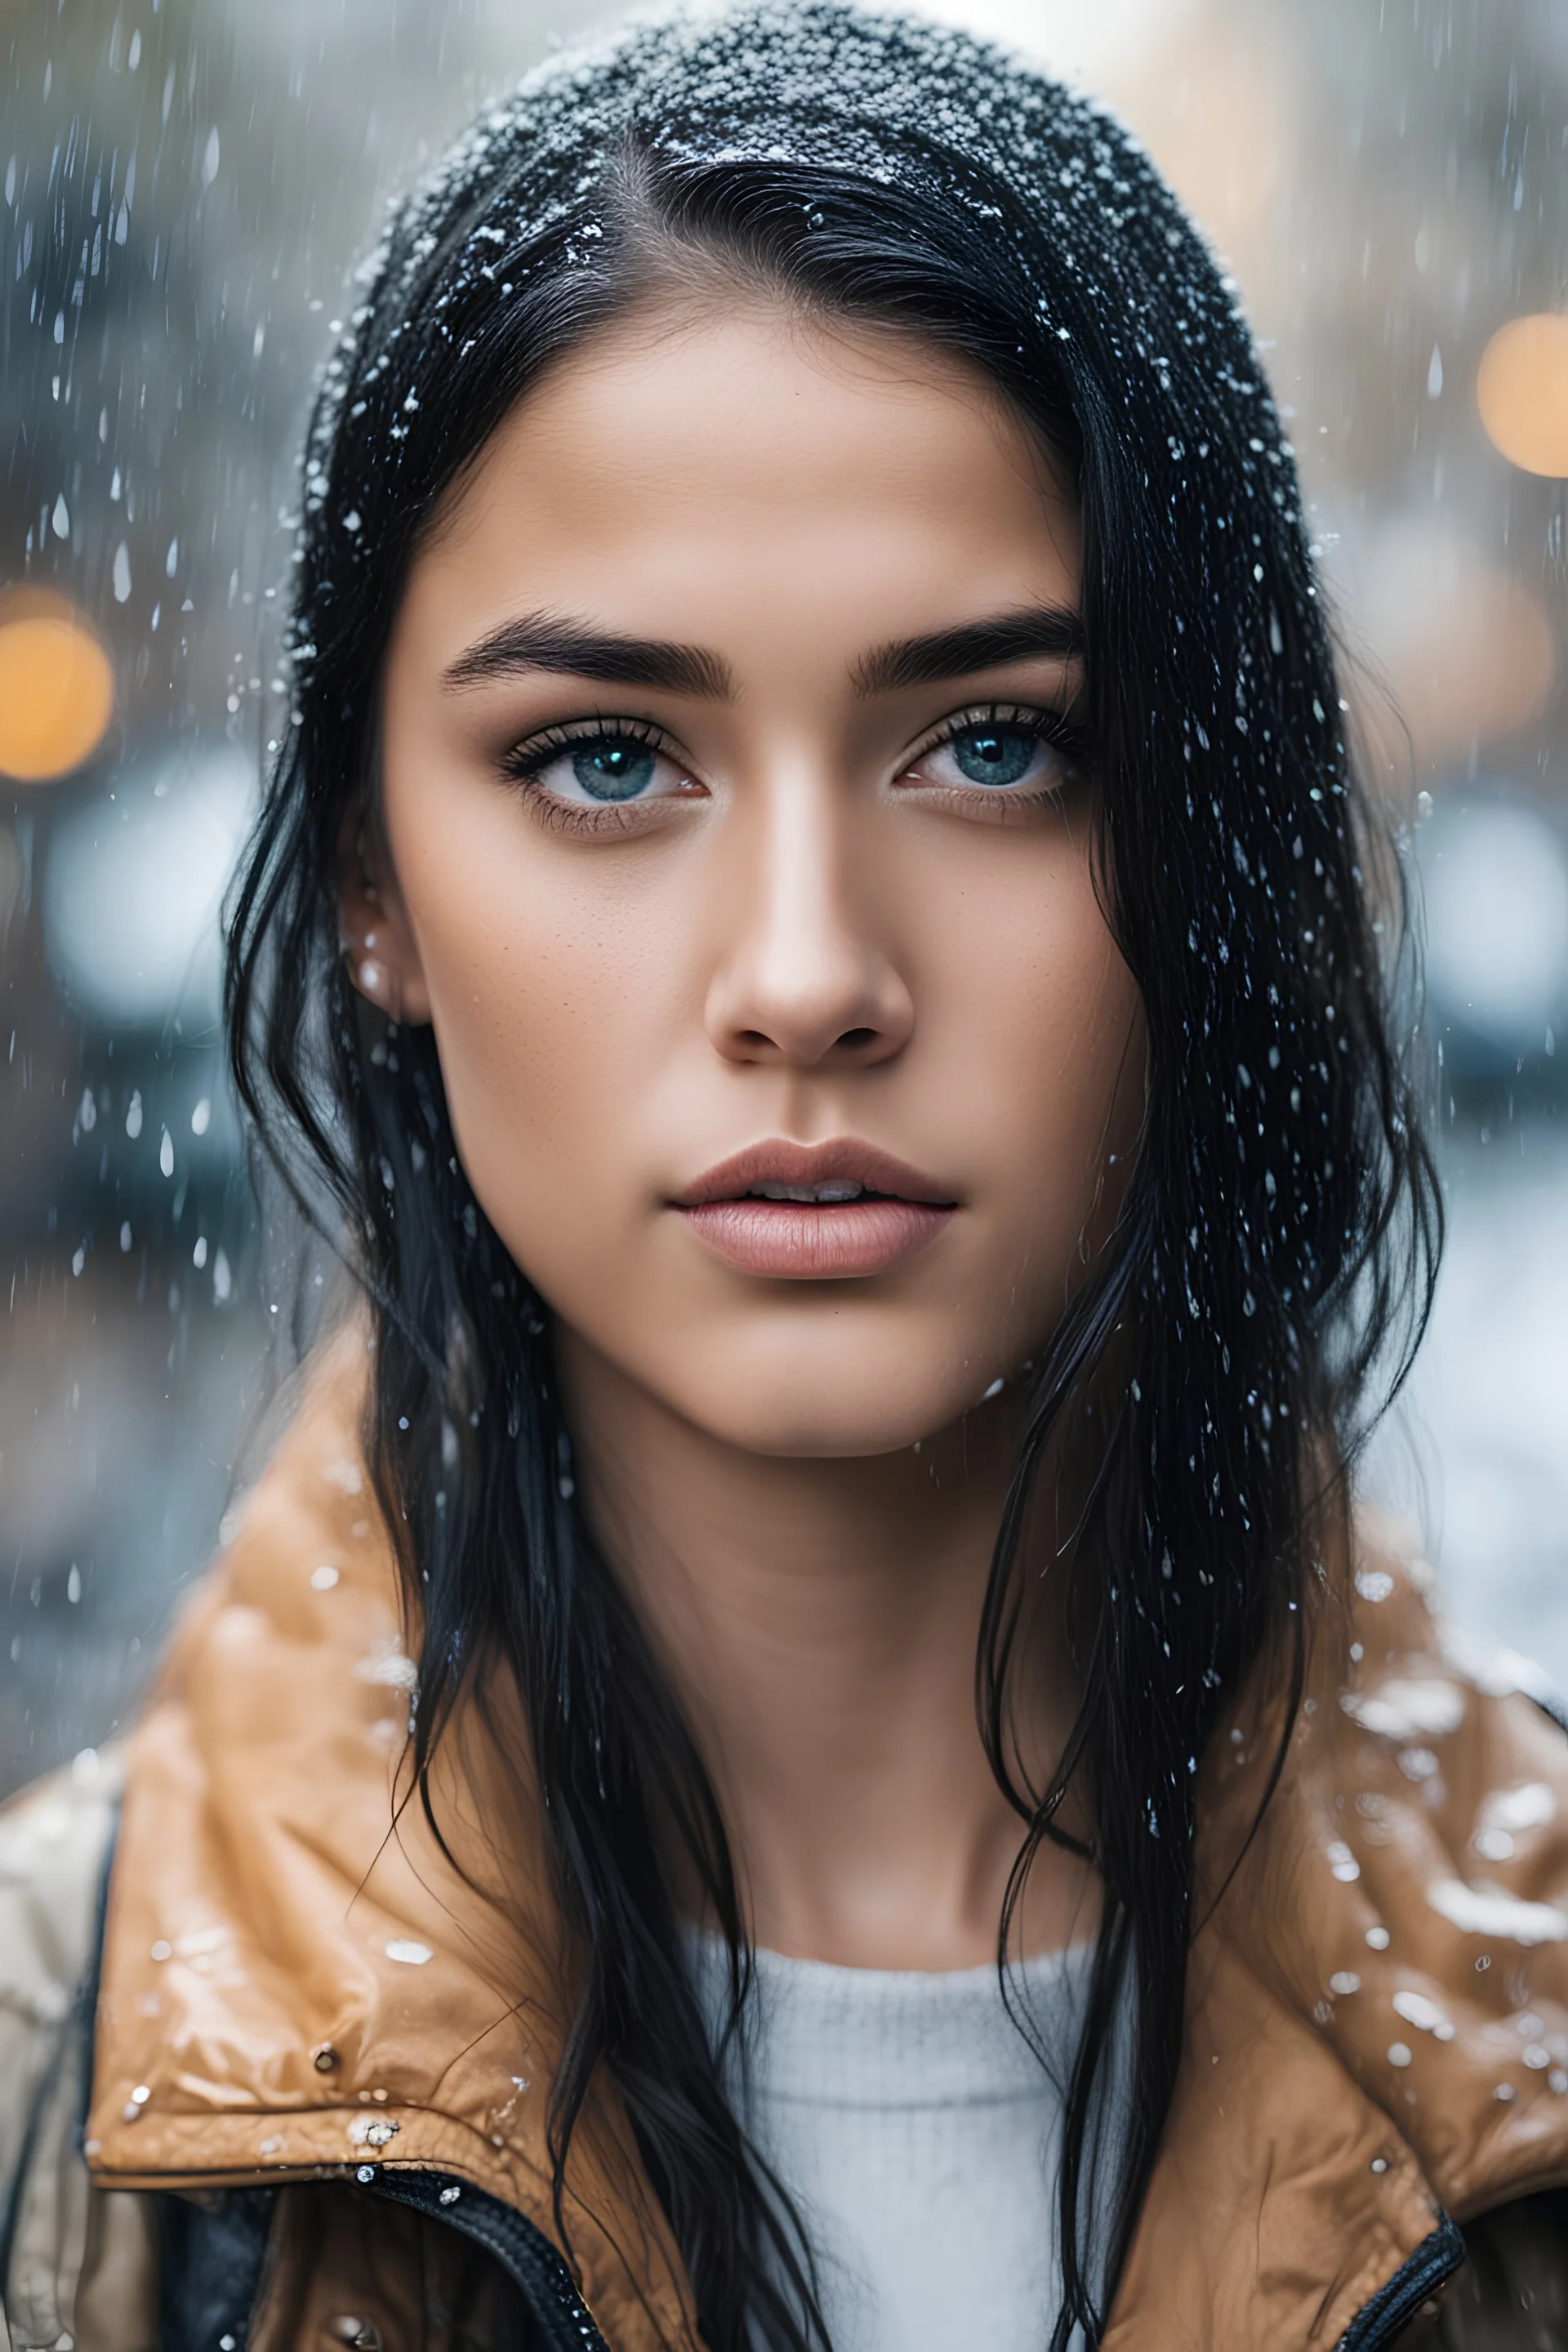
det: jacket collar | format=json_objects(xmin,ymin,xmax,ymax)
[
  {"xmin": 1105, "ymin": 1530, "xmax": 1568, "ymax": 2345},
  {"xmin": 89, "ymin": 1332, "xmax": 1568, "ymax": 2349}
]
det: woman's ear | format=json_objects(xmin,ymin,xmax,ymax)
[{"xmin": 336, "ymin": 800, "xmax": 433, "ymax": 1025}]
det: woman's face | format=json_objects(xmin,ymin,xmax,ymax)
[{"xmin": 361, "ymin": 300, "xmax": 1144, "ymax": 1458}]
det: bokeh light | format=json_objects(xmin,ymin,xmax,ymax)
[
  {"xmin": 1477, "ymin": 313, "xmax": 1568, "ymax": 479},
  {"xmin": 0, "ymin": 591, "xmax": 115, "ymax": 783},
  {"xmin": 1353, "ymin": 522, "xmax": 1556, "ymax": 770},
  {"xmin": 42, "ymin": 745, "xmax": 254, "ymax": 1031},
  {"xmin": 1422, "ymin": 801, "xmax": 1568, "ymax": 1059}
]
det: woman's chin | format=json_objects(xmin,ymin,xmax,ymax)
[
  {"xmin": 553, "ymin": 1304, "xmax": 1027, "ymax": 1463},
  {"xmin": 668, "ymin": 1371, "xmax": 998, "ymax": 1463}
]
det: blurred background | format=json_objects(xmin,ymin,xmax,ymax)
[{"xmin": 2, "ymin": 0, "xmax": 1566, "ymax": 1795}]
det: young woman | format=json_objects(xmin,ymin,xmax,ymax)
[{"xmin": 4, "ymin": 6, "xmax": 1567, "ymax": 2347}]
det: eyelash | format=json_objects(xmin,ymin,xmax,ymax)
[
  {"xmin": 501, "ymin": 715, "xmax": 669, "ymax": 782},
  {"xmin": 499, "ymin": 702, "xmax": 1089, "ymax": 832}
]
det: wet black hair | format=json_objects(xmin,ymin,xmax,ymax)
[{"xmin": 227, "ymin": 7, "xmax": 1441, "ymax": 2344}]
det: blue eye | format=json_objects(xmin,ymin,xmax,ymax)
[
  {"xmin": 903, "ymin": 710, "xmax": 1082, "ymax": 807},
  {"xmin": 571, "ymin": 740, "xmax": 657, "ymax": 801},
  {"xmin": 950, "ymin": 725, "xmax": 1040, "ymax": 787},
  {"xmin": 506, "ymin": 721, "xmax": 697, "ymax": 820}
]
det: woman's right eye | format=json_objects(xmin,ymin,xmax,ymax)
[{"xmin": 508, "ymin": 728, "xmax": 697, "ymax": 811}]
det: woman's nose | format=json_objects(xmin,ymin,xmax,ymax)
[{"xmin": 702, "ymin": 770, "xmax": 915, "ymax": 1071}]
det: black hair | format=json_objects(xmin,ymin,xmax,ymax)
[{"xmin": 227, "ymin": 7, "xmax": 1441, "ymax": 2345}]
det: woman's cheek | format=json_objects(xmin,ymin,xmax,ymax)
[
  {"xmin": 428, "ymin": 923, "xmax": 641, "ymax": 1246},
  {"xmin": 948, "ymin": 853, "xmax": 1136, "ymax": 1174}
]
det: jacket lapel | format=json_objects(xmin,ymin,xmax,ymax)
[
  {"xmin": 87, "ymin": 1330, "xmax": 702, "ymax": 2352},
  {"xmin": 1110, "ymin": 1526, "xmax": 1568, "ymax": 2345}
]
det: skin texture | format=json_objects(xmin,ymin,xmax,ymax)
[{"xmin": 347, "ymin": 300, "xmax": 1145, "ymax": 1967}]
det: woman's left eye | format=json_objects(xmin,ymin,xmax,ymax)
[{"xmin": 914, "ymin": 719, "xmax": 1069, "ymax": 795}]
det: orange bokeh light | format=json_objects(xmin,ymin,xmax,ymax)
[
  {"xmin": 0, "ymin": 590, "xmax": 115, "ymax": 783},
  {"xmin": 1477, "ymin": 314, "xmax": 1568, "ymax": 478}
]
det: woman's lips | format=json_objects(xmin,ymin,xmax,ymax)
[
  {"xmin": 680, "ymin": 1197, "xmax": 952, "ymax": 1278},
  {"xmin": 673, "ymin": 1139, "xmax": 957, "ymax": 1280}
]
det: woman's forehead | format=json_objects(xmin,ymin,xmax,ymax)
[{"xmin": 399, "ymin": 303, "xmax": 1080, "ymax": 679}]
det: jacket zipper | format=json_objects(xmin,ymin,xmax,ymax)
[
  {"xmin": 1334, "ymin": 2217, "xmax": 1466, "ymax": 2352},
  {"xmin": 364, "ymin": 2167, "xmax": 613, "ymax": 2351},
  {"xmin": 369, "ymin": 2170, "xmax": 1464, "ymax": 2352}
]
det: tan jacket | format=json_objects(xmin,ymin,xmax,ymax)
[{"xmin": 4, "ymin": 1331, "xmax": 1568, "ymax": 2350}]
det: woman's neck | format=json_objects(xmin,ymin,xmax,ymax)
[{"xmin": 559, "ymin": 1330, "xmax": 1097, "ymax": 1971}]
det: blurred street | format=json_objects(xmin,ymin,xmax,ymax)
[{"xmin": 1371, "ymin": 1129, "xmax": 1568, "ymax": 1693}]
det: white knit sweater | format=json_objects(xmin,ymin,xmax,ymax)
[{"xmin": 690, "ymin": 1940, "xmax": 1118, "ymax": 2352}]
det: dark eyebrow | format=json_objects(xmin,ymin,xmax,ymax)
[
  {"xmin": 852, "ymin": 606, "xmax": 1085, "ymax": 697},
  {"xmin": 442, "ymin": 610, "xmax": 734, "ymax": 699}
]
